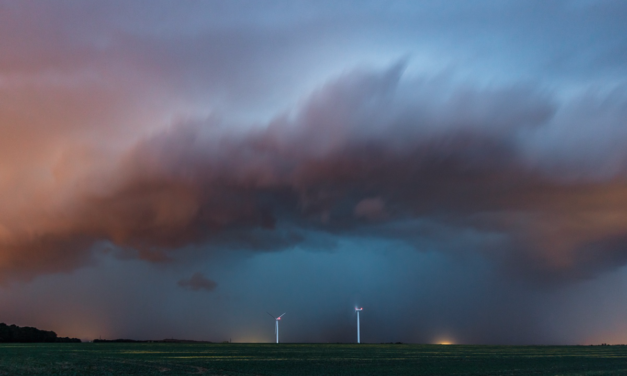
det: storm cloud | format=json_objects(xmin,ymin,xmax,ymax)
[{"xmin": 3, "ymin": 63, "xmax": 627, "ymax": 285}]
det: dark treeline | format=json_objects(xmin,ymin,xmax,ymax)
[{"xmin": 0, "ymin": 323, "xmax": 81, "ymax": 343}]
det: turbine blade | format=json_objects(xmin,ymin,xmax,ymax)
[
  {"xmin": 266, "ymin": 312, "xmax": 275, "ymax": 319},
  {"xmin": 278, "ymin": 313, "xmax": 286, "ymax": 318}
]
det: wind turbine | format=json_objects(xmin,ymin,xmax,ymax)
[
  {"xmin": 355, "ymin": 307, "xmax": 363, "ymax": 344},
  {"xmin": 267, "ymin": 312, "xmax": 286, "ymax": 343}
]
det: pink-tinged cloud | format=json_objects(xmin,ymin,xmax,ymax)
[{"xmin": 1, "ymin": 55, "xmax": 627, "ymax": 285}]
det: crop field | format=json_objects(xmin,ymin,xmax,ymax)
[{"xmin": 1, "ymin": 343, "xmax": 627, "ymax": 375}]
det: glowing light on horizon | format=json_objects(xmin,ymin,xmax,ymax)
[{"xmin": 434, "ymin": 336, "xmax": 455, "ymax": 345}]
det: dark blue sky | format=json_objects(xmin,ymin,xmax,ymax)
[{"xmin": 1, "ymin": 0, "xmax": 627, "ymax": 344}]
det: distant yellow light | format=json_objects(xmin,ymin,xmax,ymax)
[{"xmin": 439, "ymin": 341, "xmax": 452, "ymax": 345}]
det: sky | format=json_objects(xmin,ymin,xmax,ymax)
[{"xmin": 1, "ymin": 0, "xmax": 627, "ymax": 344}]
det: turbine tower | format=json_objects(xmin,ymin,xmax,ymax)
[
  {"xmin": 267, "ymin": 312, "xmax": 286, "ymax": 343},
  {"xmin": 355, "ymin": 307, "xmax": 363, "ymax": 343}
]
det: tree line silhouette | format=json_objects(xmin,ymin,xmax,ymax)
[{"xmin": 0, "ymin": 323, "xmax": 80, "ymax": 343}]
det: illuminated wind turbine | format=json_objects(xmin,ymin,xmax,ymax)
[
  {"xmin": 355, "ymin": 307, "xmax": 363, "ymax": 343},
  {"xmin": 267, "ymin": 312, "xmax": 286, "ymax": 343}
]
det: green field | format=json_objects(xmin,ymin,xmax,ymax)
[{"xmin": 1, "ymin": 343, "xmax": 627, "ymax": 375}]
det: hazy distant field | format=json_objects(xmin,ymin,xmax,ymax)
[{"xmin": 1, "ymin": 343, "xmax": 627, "ymax": 375}]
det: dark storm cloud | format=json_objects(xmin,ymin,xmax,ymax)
[
  {"xmin": 3, "ymin": 61, "xmax": 626, "ymax": 286},
  {"xmin": 178, "ymin": 272, "xmax": 218, "ymax": 292}
]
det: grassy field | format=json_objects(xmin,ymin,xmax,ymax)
[{"xmin": 1, "ymin": 343, "xmax": 627, "ymax": 375}]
